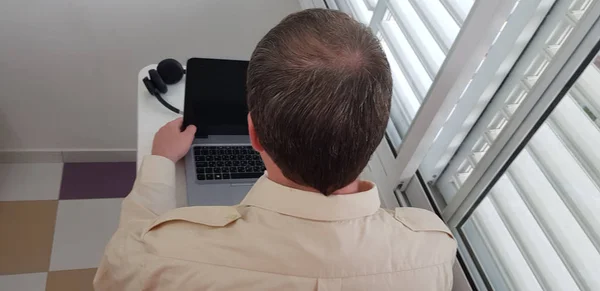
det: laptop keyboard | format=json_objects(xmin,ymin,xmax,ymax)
[{"xmin": 194, "ymin": 146, "xmax": 265, "ymax": 181}]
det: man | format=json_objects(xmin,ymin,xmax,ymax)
[{"xmin": 95, "ymin": 8, "xmax": 456, "ymax": 290}]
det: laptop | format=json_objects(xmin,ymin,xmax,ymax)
[{"xmin": 182, "ymin": 58, "xmax": 265, "ymax": 206}]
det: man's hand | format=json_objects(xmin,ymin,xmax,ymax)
[{"xmin": 152, "ymin": 118, "xmax": 196, "ymax": 163}]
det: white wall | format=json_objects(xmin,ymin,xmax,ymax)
[{"xmin": 0, "ymin": 0, "xmax": 300, "ymax": 151}]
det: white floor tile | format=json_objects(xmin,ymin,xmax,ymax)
[
  {"xmin": 49, "ymin": 198, "xmax": 122, "ymax": 271},
  {"xmin": 0, "ymin": 272, "xmax": 48, "ymax": 291},
  {"xmin": 0, "ymin": 163, "xmax": 63, "ymax": 201}
]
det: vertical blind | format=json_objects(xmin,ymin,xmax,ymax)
[
  {"xmin": 438, "ymin": 0, "xmax": 594, "ymax": 200},
  {"xmin": 337, "ymin": 0, "xmax": 475, "ymax": 149},
  {"xmin": 462, "ymin": 51, "xmax": 600, "ymax": 290},
  {"xmin": 432, "ymin": 0, "xmax": 600, "ymax": 289}
]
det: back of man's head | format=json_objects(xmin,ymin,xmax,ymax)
[{"xmin": 247, "ymin": 8, "xmax": 392, "ymax": 195}]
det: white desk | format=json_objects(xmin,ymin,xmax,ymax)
[{"xmin": 137, "ymin": 65, "xmax": 189, "ymax": 207}]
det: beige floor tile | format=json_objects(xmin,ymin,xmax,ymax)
[
  {"xmin": 46, "ymin": 268, "xmax": 96, "ymax": 291},
  {"xmin": 0, "ymin": 201, "xmax": 57, "ymax": 275}
]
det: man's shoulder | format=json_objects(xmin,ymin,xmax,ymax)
[
  {"xmin": 387, "ymin": 207, "xmax": 452, "ymax": 236},
  {"xmin": 143, "ymin": 205, "xmax": 242, "ymax": 235},
  {"xmin": 382, "ymin": 207, "xmax": 457, "ymax": 262}
]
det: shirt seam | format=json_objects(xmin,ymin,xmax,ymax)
[
  {"xmin": 240, "ymin": 204, "xmax": 376, "ymax": 222},
  {"xmin": 145, "ymin": 251, "xmax": 453, "ymax": 279}
]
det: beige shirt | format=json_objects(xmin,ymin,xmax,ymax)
[{"xmin": 94, "ymin": 155, "xmax": 457, "ymax": 290}]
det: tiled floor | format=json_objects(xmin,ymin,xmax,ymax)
[{"xmin": 0, "ymin": 161, "xmax": 135, "ymax": 291}]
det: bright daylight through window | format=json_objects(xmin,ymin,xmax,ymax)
[
  {"xmin": 332, "ymin": 0, "xmax": 475, "ymax": 148},
  {"xmin": 330, "ymin": 0, "xmax": 600, "ymax": 290},
  {"xmin": 461, "ymin": 48, "xmax": 600, "ymax": 291}
]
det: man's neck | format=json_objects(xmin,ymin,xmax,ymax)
[{"xmin": 266, "ymin": 170, "xmax": 360, "ymax": 195}]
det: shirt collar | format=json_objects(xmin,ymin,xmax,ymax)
[{"xmin": 240, "ymin": 175, "xmax": 381, "ymax": 221}]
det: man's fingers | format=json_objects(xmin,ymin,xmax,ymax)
[
  {"xmin": 183, "ymin": 125, "xmax": 197, "ymax": 137},
  {"xmin": 169, "ymin": 117, "xmax": 184, "ymax": 128}
]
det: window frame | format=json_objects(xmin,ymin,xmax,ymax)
[
  {"xmin": 419, "ymin": 0, "xmax": 557, "ymax": 185},
  {"xmin": 447, "ymin": 10, "xmax": 600, "ymax": 290},
  {"xmin": 442, "ymin": 2, "xmax": 600, "ymax": 226},
  {"xmin": 373, "ymin": 0, "xmax": 520, "ymax": 193},
  {"xmin": 330, "ymin": 0, "xmax": 521, "ymax": 196}
]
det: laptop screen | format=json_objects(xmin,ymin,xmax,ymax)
[{"xmin": 183, "ymin": 58, "xmax": 249, "ymax": 137}]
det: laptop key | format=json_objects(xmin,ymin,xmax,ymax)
[
  {"xmin": 237, "ymin": 167, "xmax": 246, "ymax": 173},
  {"xmin": 208, "ymin": 162, "xmax": 216, "ymax": 167},
  {"xmin": 223, "ymin": 174, "xmax": 230, "ymax": 179},
  {"xmin": 217, "ymin": 161, "xmax": 224, "ymax": 167},
  {"xmin": 253, "ymin": 166, "xmax": 262, "ymax": 172},
  {"xmin": 225, "ymin": 161, "xmax": 233, "ymax": 166},
  {"xmin": 196, "ymin": 167, "xmax": 205, "ymax": 174},
  {"xmin": 214, "ymin": 174, "xmax": 222, "ymax": 180},
  {"xmin": 222, "ymin": 167, "xmax": 230, "ymax": 173},
  {"xmin": 205, "ymin": 168, "xmax": 213, "ymax": 173},
  {"xmin": 196, "ymin": 162, "xmax": 207, "ymax": 167},
  {"xmin": 194, "ymin": 156, "xmax": 201, "ymax": 161},
  {"xmin": 206, "ymin": 156, "xmax": 214, "ymax": 161},
  {"xmin": 206, "ymin": 174, "xmax": 214, "ymax": 180},
  {"xmin": 197, "ymin": 174, "xmax": 205, "ymax": 180},
  {"xmin": 233, "ymin": 161, "xmax": 241, "ymax": 166},
  {"xmin": 214, "ymin": 167, "xmax": 222, "ymax": 173},
  {"xmin": 231, "ymin": 172, "xmax": 262, "ymax": 179}
]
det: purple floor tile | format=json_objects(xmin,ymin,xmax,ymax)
[{"xmin": 59, "ymin": 162, "xmax": 136, "ymax": 200}]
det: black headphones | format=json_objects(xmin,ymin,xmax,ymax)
[{"xmin": 142, "ymin": 58, "xmax": 185, "ymax": 114}]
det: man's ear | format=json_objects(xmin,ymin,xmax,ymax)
[{"xmin": 248, "ymin": 113, "xmax": 264, "ymax": 152}]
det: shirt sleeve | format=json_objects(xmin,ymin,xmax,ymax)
[
  {"xmin": 121, "ymin": 155, "xmax": 177, "ymax": 223},
  {"xmin": 93, "ymin": 155, "xmax": 177, "ymax": 290}
]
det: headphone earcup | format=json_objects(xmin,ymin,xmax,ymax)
[
  {"xmin": 142, "ymin": 77, "xmax": 156, "ymax": 95},
  {"xmin": 149, "ymin": 69, "xmax": 168, "ymax": 94},
  {"xmin": 157, "ymin": 58, "xmax": 185, "ymax": 85}
]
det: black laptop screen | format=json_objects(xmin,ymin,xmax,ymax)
[{"xmin": 183, "ymin": 58, "xmax": 249, "ymax": 137}]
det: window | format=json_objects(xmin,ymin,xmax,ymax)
[
  {"xmin": 434, "ymin": 0, "xmax": 600, "ymax": 289},
  {"xmin": 322, "ymin": 0, "xmax": 600, "ymax": 290},
  {"xmin": 331, "ymin": 0, "xmax": 475, "ymax": 148},
  {"xmin": 460, "ymin": 48, "xmax": 600, "ymax": 290},
  {"xmin": 436, "ymin": 0, "xmax": 596, "ymax": 201}
]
